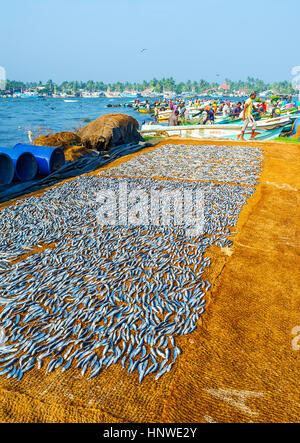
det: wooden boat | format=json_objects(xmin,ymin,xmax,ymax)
[
  {"xmin": 121, "ymin": 93, "xmax": 140, "ymax": 98},
  {"xmin": 137, "ymin": 108, "xmax": 154, "ymax": 114},
  {"xmin": 226, "ymin": 116, "xmax": 291, "ymax": 131},
  {"xmin": 140, "ymin": 123, "xmax": 284, "ymax": 141},
  {"xmin": 158, "ymin": 110, "xmax": 173, "ymax": 122},
  {"xmin": 185, "ymin": 115, "xmax": 291, "ymax": 131}
]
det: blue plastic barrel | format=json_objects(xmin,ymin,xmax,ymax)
[
  {"xmin": 0, "ymin": 152, "xmax": 15, "ymax": 185},
  {"xmin": 0, "ymin": 147, "xmax": 37, "ymax": 182},
  {"xmin": 14, "ymin": 144, "xmax": 65, "ymax": 176}
]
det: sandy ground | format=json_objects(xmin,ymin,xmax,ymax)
[{"xmin": 0, "ymin": 138, "xmax": 299, "ymax": 423}]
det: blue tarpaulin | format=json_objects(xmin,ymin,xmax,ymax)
[{"xmin": 0, "ymin": 142, "xmax": 152, "ymax": 204}]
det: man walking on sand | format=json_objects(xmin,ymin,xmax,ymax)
[{"xmin": 240, "ymin": 91, "xmax": 261, "ymax": 140}]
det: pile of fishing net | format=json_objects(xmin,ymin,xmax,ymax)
[
  {"xmin": 32, "ymin": 114, "xmax": 144, "ymax": 158},
  {"xmin": 33, "ymin": 132, "xmax": 87, "ymax": 161},
  {"xmin": 33, "ymin": 131, "xmax": 81, "ymax": 148},
  {"xmin": 77, "ymin": 113, "xmax": 144, "ymax": 150}
]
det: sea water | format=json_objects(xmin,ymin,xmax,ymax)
[{"xmin": 0, "ymin": 97, "xmax": 154, "ymax": 148}]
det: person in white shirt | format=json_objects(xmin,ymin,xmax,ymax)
[{"xmin": 223, "ymin": 103, "xmax": 230, "ymax": 117}]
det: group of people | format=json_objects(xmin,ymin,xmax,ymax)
[
  {"xmin": 165, "ymin": 92, "xmax": 269, "ymax": 140},
  {"xmin": 197, "ymin": 96, "xmax": 268, "ymax": 124},
  {"xmin": 161, "ymin": 91, "xmax": 289, "ymax": 140}
]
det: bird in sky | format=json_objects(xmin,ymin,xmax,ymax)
[{"xmin": 141, "ymin": 48, "xmax": 148, "ymax": 53}]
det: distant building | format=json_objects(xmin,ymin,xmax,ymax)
[
  {"xmin": 201, "ymin": 88, "xmax": 218, "ymax": 95},
  {"xmin": 142, "ymin": 88, "xmax": 154, "ymax": 95},
  {"xmin": 239, "ymin": 88, "xmax": 250, "ymax": 95},
  {"xmin": 219, "ymin": 84, "xmax": 230, "ymax": 92}
]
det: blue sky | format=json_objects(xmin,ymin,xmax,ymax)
[{"xmin": 1, "ymin": 0, "xmax": 299, "ymax": 83}]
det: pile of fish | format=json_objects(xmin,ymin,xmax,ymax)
[
  {"xmin": 98, "ymin": 144, "xmax": 263, "ymax": 186},
  {"xmin": 0, "ymin": 144, "xmax": 262, "ymax": 382}
]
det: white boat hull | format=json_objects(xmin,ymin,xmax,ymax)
[{"xmin": 140, "ymin": 123, "xmax": 284, "ymax": 141}]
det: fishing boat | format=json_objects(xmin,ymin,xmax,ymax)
[
  {"xmin": 137, "ymin": 108, "xmax": 154, "ymax": 114},
  {"xmin": 158, "ymin": 110, "xmax": 173, "ymax": 122},
  {"xmin": 163, "ymin": 91, "xmax": 176, "ymax": 100},
  {"xmin": 140, "ymin": 123, "xmax": 284, "ymax": 141},
  {"xmin": 226, "ymin": 116, "xmax": 291, "ymax": 131},
  {"xmin": 14, "ymin": 93, "xmax": 39, "ymax": 98},
  {"xmin": 105, "ymin": 91, "xmax": 122, "ymax": 98},
  {"xmin": 121, "ymin": 92, "xmax": 141, "ymax": 98},
  {"xmin": 187, "ymin": 113, "xmax": 291, "ymax": 128}
]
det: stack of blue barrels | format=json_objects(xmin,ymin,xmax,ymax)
[{"xmin": 0, "ymin": 144, "xmax": 65, "ymax": 185}]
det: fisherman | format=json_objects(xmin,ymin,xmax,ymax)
[
  {"xmin": 154, "ymin": 105, "xmax": 159, "ymax": 123},
  {"xmin": 257, "ymin": 101, "xmax": 266, "ymax": 114},
  {"xmin": 223, "ymin": 102, "xmax": 230, "ymax": 117},
  {"xmin": 168, "ymin": 109, "xmax": 179, "ymax": 126},
  {"xmin": 178, "ymin": 103, "xmax": 185, "ymax": 117},
  {"xmin": 184, "ymin": 107, "xmax": 190, "ymax": 121},
  {"xmin": 240, "ymin": 91, "xmax": 261, "ymax": 140},
  {"xmin": 202, "ymin": 106, "xmax": 215, "ymax": 125},
  {"xmin": 271, "ymin": 103, "xmax": 281, "ymax": 118},
  {"xmin": 232, "ymin": 102, "xmax": 242, "ymax": 119}
]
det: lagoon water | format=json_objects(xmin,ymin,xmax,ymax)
[{"xmin": 0, "ymin": 97, "xmax": 154, "ymax": 148}]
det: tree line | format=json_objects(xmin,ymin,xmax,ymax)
[{"xmin": 1, "ymin": 77, "xmax": 297, "ymax": 95}]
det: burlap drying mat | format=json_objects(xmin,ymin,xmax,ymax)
[{"xmin": 0, "ymin": 139, "xmax": 299, "ymax": 423}]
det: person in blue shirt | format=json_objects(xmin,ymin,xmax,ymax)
[
  {"xmin": 232, "ymin": 102, "xmax": 242, "ymax": 119},
  {"xmin": 271, "ymin": 103, "xmax": 281, "ymax": 118},
  {"xmin": 203, "ymin": 106, "xmax": 215, "ymax": 125}
]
